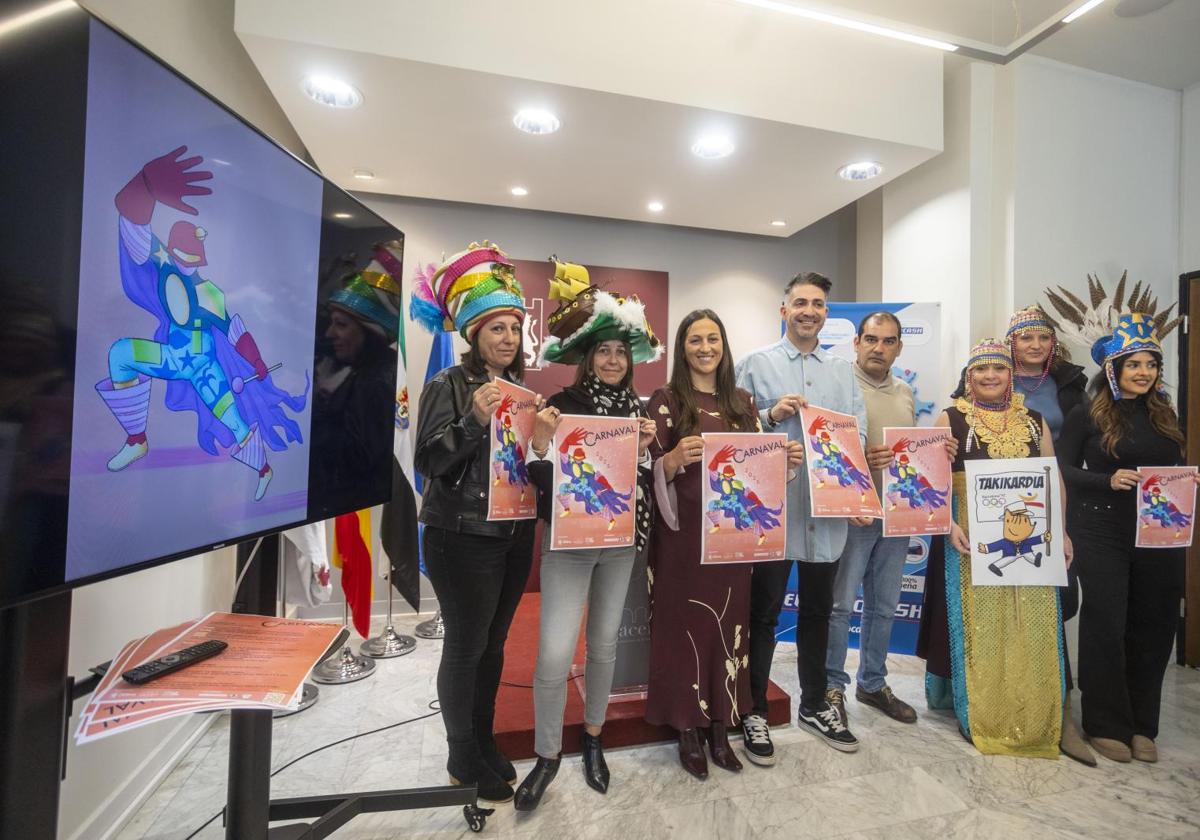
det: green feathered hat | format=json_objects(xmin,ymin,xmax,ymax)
[{"xmin": 538, "ymin": 261, "xmax": 662, "ymax": 366}]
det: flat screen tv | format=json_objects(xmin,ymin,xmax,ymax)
[{"xmin": 0, "ymin": 6, "xmax": 403, "ymax": 608}]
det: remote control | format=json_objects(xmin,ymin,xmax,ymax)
[{"xmin": 121, "ymin": 640, "xmax": 228, "ymax": 685}]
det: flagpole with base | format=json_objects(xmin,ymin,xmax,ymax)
[
  {"xmin": 416, "ymin": 609, "xmax": 445, "ymax": 639},
  {"xmin": 361, "ymin": 553, "xmax": 417, "ymax": 658},
  {"xmin": 311, "ymin": 600, "xmax": 375, "ymax": 685}
]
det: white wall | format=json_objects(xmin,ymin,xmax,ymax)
[
  {"xmin": 1010, "ymin": 55, "xmax": 1182, "ymax": 391},
  {"xmin": 1181, "ymin": 83, "xmax": 1200, "ymax": 275}
]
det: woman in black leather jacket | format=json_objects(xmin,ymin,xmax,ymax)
[{"xmin": 412, "ymin": 243, "xmax": 537, "ymax": 803}]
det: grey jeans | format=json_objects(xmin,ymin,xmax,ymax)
[{"xmin": 533, "ymin": 534, "xmax": 637, "ymax": 758}]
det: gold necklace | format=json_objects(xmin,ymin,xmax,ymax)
[{"xmin": 956, "ymin": 395, "xmax": 1034, "ymax": 459}]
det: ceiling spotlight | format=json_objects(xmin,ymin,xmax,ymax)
[
  {"xmin": 513, "ymin": 108, "xmax": 561, "ymax": 135},
  {"xmin": 1063, "ymin": 0, "xmax": 1108, "ymax": 22},
  {"xmin": 510, "ymin": 186, "xmax": 529, "ymax": 197},
  {"xmin": 691, "ymin": 134, "xmax": 736, "ymax": 160},
  {"xmin": 301, "ymin": 75, "xmax": 363, "ymax": 109},
  {"xmin": 352, "ymin": 169, "xmax": 375, "ymax": 180},
  {"xmin": 333, "ymin": 212, "xmax": 353, "ymax": 219},
  {"xmin": 647, "ymin": 201, "xmax": 665, "ymax": 213},
  {"xmin": 837, "ymin": 161, "xmax": 883, "ymax": 181}
]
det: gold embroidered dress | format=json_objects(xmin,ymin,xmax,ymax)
[{"xmin": 931, "ymin": 394, "xmax": 1065, "ymax": 758}]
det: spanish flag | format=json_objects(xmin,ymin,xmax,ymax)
[{"xmin": 333, "ymin": 509, "xmax": 373, "ymax": 638}]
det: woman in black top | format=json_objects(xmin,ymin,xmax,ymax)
[
  {"xmin": 1057, "ymin": 312, "xmax": 1193, "ymax": 764},
  {"xmin": 412, "ymin": 243, "xmax": 533, "ymax": 803}
]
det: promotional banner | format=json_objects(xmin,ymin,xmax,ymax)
[
  {"xmin": 487, "ymin": 380, "xmax": 538, "ymax": 521},
  {"xmin": 965, "ymin": 457, "xmax": 1067, "ymax": 587},
  {"xmin": 776, "ymin": 302, "xmax": 942, "ymax": 654},
  {"xmin": 1136, "ymin": 466, "xmax": 1197, "ymax": 549},
  {"xmin": 800, "ymin": 406, "xmax": 882, "ymax": 518},
  {"xmin": 550, "ymin": 416, "xmax": 639, "ymax": 550},
  {"xmin": 882, "ymin": 427, "xmax": 952, "ymax": 537},
  {"xmin": 700, "ymin": 433, "xmax": 788, "ymax": 564}
]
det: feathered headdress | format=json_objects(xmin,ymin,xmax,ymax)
[
  {"xmin": 409, "ymin": 241, "xmax": 525, "ymax": 341},
  {"xmin": 1042, "ymin": 271, "xmax": 1181, "ymax": 399}
]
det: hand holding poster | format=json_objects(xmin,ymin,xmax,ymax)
[
  {"xmin": 487, "ymin": 380, "xmax": 538, "ymax": 521},
  {"xmin": 799, "ymin": 405, "xmax": 882, "ymax": 518},
  {"xmin": 965, "ymin": 457, "xmax": 1066, "ymax": 586},
  {"xmin": 1136, "ymin": 466, "xmax": 1197, "ymax": 548},
  {"xmin": 701, "ymin": 433, "xmax": 788, "ymax": 564},
  {"xmin": 550, "ymin": 415, "xmax": 639, "ymax": 550},
  {"xmin": 882, "ymin": 427, "xmax": 952, "ymax": 537}
]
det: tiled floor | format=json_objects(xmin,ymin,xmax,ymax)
[{"xmin": 117, "ymin": 613, "xmax": 1200, "ymax": 840}]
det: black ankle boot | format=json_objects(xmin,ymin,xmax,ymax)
[
  {"xmin": 581, "ymin": 731, "xmax": 609, "ymax": 794},
  {"xmin": 447, "ymin": 740, "xmax": 514, "ymax": 803},
  {"xmin": 474, "ymin": 715, "xmax": 516, "ymax": 782},
  {"xmin": 513, "ymin": 755, "xmax": 560, "ymax": 812}
]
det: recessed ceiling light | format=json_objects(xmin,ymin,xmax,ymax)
[
  {"xmin": 770, "ymin": 220, "xmax": 787, "ymax": 227},
  {"xmin": 301, "ymin": 75, "xmax": 363, "ymax": 109},
  {"xmin": 1063, "ymin": 0, "xmax": 1108, "ymax": 22},
  {"xmin": 510, "ymin": 186, "xmax": 529, "ymax": 197},
  {"xmin": 838, "ymin": 161, "xmax": 883, "ymax": 181},
  {"xmin": 691, "ymin": 134, "xmax": 736, "ymax": 160},
  {"xmin": 352, "ymin": 169, "xmax": 375, "ymax": 180},
  {"xmin": 333, "ymin": 212, "xmax": 353, "ymax": 219},
  {"xmin": 647, "ymin": 201, "xmax": 665, "ymax": 213},
  {"xmin": 513, "ymin": 108, "xmax": 561, "ymax": 135}
]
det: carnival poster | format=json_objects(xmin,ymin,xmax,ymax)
[
  {"xmin": 1135, "ymin": 466, "xmax": 1197, "ymax": 549},
  {"xmin": 965, "ymin": 456, "xmax": 1066, "ymax": 587},
  {"xmin": 550, "ymin": 415, "xmax": 639, "ymax": 550},
  {"xmin": 700, "ymin": 433, "xmax": 789, "ymax": 564},
  {"xmin": 487, "ymin": 379, "xmax": 537, "ymax": 521},
  {"xmin": 882, "ymin": 427, "xmax": 952, "ymax": 537},
  {"xmin": 799, "ymin": 405, "xmax": 882, "ymax": 518}
]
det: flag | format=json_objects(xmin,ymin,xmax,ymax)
[
  {"xmin": 333, "ymin": 509, "xmax": 373, "ymax": 638},
  {"xmin": 381, "ymin": 286, "xmax": 422, "ymax": 611}
]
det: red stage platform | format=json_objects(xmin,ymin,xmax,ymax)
[{"xmin": 494, "ymin": 593, "xmax": 793, "ymax": 759}]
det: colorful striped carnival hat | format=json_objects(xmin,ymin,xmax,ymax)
[
  {"xmin": 409, "ymin": 241, "xmax": 525, "ymax": 341},
  {"xmin": 328, "ymin": 240, "xmax": 403, "ymax": 337}
]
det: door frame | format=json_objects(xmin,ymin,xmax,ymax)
[{"xmin": 1178, "ymin": 270, "xmax": 1198, "ymax": 666}]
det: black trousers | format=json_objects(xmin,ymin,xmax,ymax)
[
  {"xmin": 749, "ymin": 558, "xmax": 839, "ymax": 714},
  {"xmin": 423, "ymin": 523, "xmax": 535, "ymax": 749},
  {"xmin": 1075, "ymin": 502, "xmax": 1184, "ymax": 742}
]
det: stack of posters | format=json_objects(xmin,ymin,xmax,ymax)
[{"xmin": 75, "ymin": 612, "xmax": 341, "ymax": 744}]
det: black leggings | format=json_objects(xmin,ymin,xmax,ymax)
[{"xmin": 423, "ymin": 524, "xmax": 535, "ymax": 747}]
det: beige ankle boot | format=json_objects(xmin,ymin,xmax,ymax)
[{"xmin": 1060, "ymin": 696, "xmax": 1096, "ymax": 766}]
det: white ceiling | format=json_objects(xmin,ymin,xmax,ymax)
[{"xmin": 235, "ymin": 0, "xmax": 946, "ymax": 237}]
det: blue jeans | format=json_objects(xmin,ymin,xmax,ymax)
[{"xmin": 825, "ymin": 519, "xmax": 908, "ymax": 693}]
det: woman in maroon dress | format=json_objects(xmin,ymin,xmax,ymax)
[{"xmin": 646, "ymin": 309, "xmax": 803, "ymax": 780}]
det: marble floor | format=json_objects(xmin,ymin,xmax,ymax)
[{"xmin": 117, "ymin": 613, "xmax": 1200, "ymax": 840}]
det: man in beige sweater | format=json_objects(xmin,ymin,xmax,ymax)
[{"xmin": 824, "ymin": 312, "xmax": 938, "ymax": 729}]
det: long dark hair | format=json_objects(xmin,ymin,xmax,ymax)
[
  {"xmin": 460, "ymin": 325, "xmax": 526, "ymax": 381},
  {"xmin": 668, "ymin": 309, "xmax": 755, "ymax": 437},
  {"xmin": 573, "ymin": 339, "xmax": 635, "ymax": 391},
  {"xmin": 1088, "ymin": 351, "xmax": 1184, "ymax": 457}
]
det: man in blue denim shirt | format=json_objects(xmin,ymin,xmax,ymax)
[{"xmin": 735, "ymin": 272, "xmax": 866, "ymax": 760}]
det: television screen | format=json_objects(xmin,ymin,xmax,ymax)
[{"xmin": 0, "ymin": 9, "xmax": 403, "ymax": 607}]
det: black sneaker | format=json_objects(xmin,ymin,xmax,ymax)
[
  {"xmin": 798, "ymin": 702, "xmax": 859, "ymax": 752},
  {"xmin": 739, "ymin": 714, "xmax": 776, "ymax": 766},
  {"xmin": 856, "ymin": 684, "xmax": 917, "ymax": 724},
  {"xmin": 825, "ymin": 687, "xmax": 847, "ymax": 727}
]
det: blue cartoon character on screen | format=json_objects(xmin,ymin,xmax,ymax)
[
  {"xmin": 94, "ymin": 145, "xmax": 308, "ymax": 501},
  {"xmin": 807, "ymin": 415, "xmax": 872, "ymax": 501},
  {"xmin": 556, "ymin": 427, "xmax": 631, "ymax": 530},
  {"xmin": 492, "ymin": 393, "xmax": 530, "ymax": 500},
  {"xmin": 1140, "ymin": 475, "xmax": 1191, "ymax": 538},
  {"xmin": 706, "ymin": 444, "xmax": 782, "ymax": 546},
  {"xmin": 885, "ymin": 437, "xmax": 947, "ymax": 521}
]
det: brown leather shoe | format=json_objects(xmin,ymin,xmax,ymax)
[
  {"xmin": 1090, "ymin": 736, "xmax": 1132, "ymax": 763},
  {"xmin": 856, "ymin": 684, "xmax": 917, "ymax": 724},
  {"xmin": 825, "ymin": 688, "xmax": 847, "ymax": 726},
  {"xmin": 705, "ymin": 722, "xmax": 743, "ymax": 772},
  {"xmin": 678, "ymin": 728, "xmax": 709, "ymax": 780},
  {"xmin": 1131, "ymin": 735, "xmax": 1158, "ymax": 763}
]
